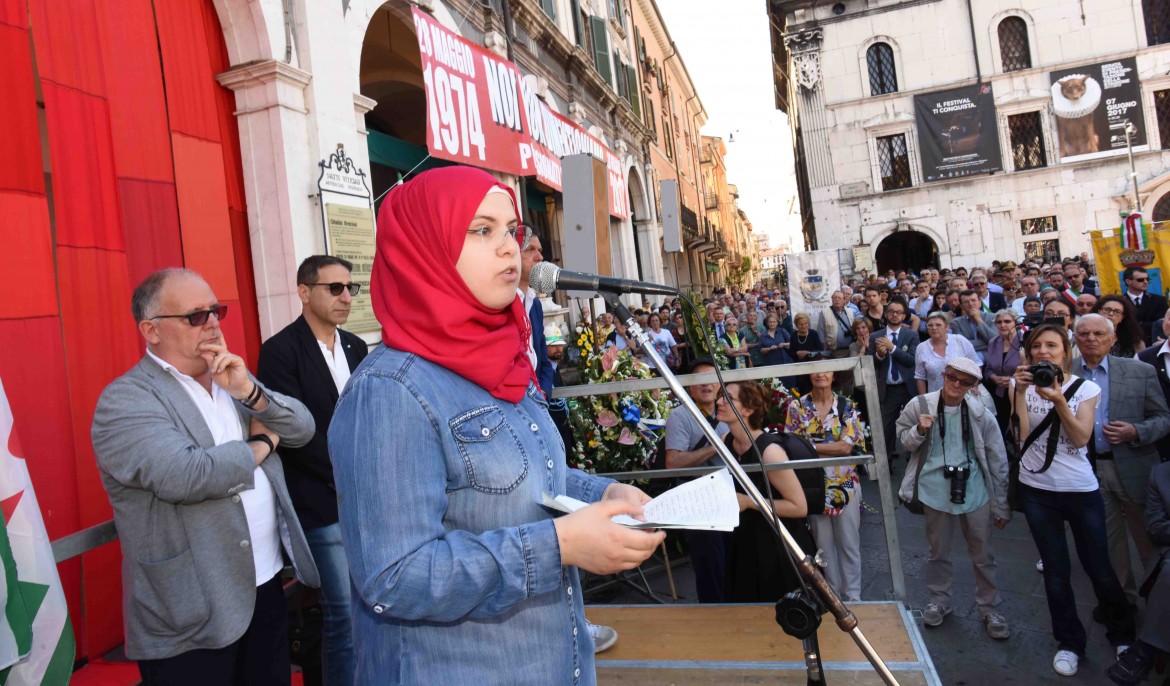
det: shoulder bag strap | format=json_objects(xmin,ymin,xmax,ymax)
[
  {"xmin": 912, "ymin": 395, "xmax": 930, "ymax": 504},
  {"xmin": 1022, "ymin": 378, "xmax": 1086, "ymax": 474}
]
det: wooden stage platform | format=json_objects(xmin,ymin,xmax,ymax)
[{"xmin": 588, "ymin": 602, "xmax": 941, "ymax": 685}]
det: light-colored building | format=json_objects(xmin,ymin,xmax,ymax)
[{"xmin": 769, "ymin": 0, "xmax": 1170, "ymax": 273}]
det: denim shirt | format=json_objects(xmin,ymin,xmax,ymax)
[{"xmin": 329, "ymin": 346, "xmax": 614, "ymax": 685}]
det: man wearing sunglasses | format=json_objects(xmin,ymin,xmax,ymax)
[
  {"xmin": 1125, "ymin": 267, "xmax": 1168, "ymax": 345},
  {"xmin": 92, "ymin": 268, "xmax": 319, "ymax": 685},
  {"xmin": 257, "ymin": 255, "xmax": 369, "ymax": 685}
]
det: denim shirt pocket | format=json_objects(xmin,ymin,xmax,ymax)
[{"xmin": 450, "ymin": 406, "xmax": 530, "ymax": 493}]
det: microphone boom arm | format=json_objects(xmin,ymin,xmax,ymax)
[{"xmin": 601, "ymin": 292, "xmax": 900, "ymax": 686}]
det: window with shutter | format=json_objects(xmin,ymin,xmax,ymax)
[
  {"xmin": 1144, "ymin": 0, "xmax": 1170, "ymax": 46},
  {"xmin": 866, "ymin": 42, "xmax": 898, "ymax": 95},
  {"xmin": 644, "ymin": 95, "xmax": 656, "ymax": 140},
  {"xmin": 590, "ymin": 16, "xmax": 612, "ymax": 86},
  {"xmin": 663, "ymin": 115, "xmax": 673, "ymax": 159},
  {"xmin": 627, "ymin": 65, "xmax": 641, "ymax": 120},
  {"xmin": 571, "ymin": 0, "xmax": 584, "ymax": 47},
  {"xmin": 614, "ymin": 52, "xmax": 628, "ymax": 99},
  {"xmin": 540, "ymin": 0, "xmax": 556, "ymax": 21}
]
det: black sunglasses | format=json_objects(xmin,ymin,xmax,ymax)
[
  {"xmin": 306, "ymin": 282, "xmax": 361, "ymax": 297},
  {"xmin": 151, "ymin": 305, "xmax": 228, "ymax": 327}
]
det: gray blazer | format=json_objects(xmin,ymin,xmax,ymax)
[
  {"xmin": 949, "ymin": 315, "xmax": 995, "ymax": 359},
  {"xmin": 1097, "ymin": 355, "xmax": 1170, "ymax": 502},
  {"xmin": 91, "ymin": 356, "xmax": 320, "ymax": 660}
]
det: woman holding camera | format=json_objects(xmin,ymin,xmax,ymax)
[
  {"xmin": 1011, "ymin": 323, "xmax": 1135, "ymax": 678},
  {"xmin": 896, "ymin": 357, "xmax": 1011, "ymax": 640}
]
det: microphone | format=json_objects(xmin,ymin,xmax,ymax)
[{"xmin": 528, "ymin": 263, "xmax": 678, "ymax": 297}]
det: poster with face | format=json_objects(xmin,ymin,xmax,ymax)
[{"xmin": 1050, "ymin": 57, "xmax": 1147, "ymax": 163}]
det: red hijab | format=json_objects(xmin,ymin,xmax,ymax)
[{"xmin": 371, "ymin": 166, "xmax": 535, "ymax": 403}]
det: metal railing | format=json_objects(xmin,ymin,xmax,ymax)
[{"xmin": 552, "ymin": 354, "xmax": 907, "ymax": 600}]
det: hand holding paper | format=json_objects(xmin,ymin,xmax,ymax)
[{"xmin": 543, "ymin": 468, "xmax": 741, "ymax": 532}]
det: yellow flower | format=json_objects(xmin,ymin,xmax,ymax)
[{"xmin": 588, "ymin": 439, "xmax": 598, "ymax": 448}]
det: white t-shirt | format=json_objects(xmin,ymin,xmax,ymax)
[
  {"xmin": 644, "ymin": 328, "xmax": 677, "ymax": 369},
  {"xmin": 1016, "ymin": 374, "xmax": 1101, "ymax": 493}
]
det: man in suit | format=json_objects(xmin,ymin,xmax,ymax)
[
  {"xmin": 257, "ymin": 255, "xmax": 368, "ymax": 685},
  {"xmin": 1108, "ymin": 461, "xmax": 1170, "ymax": 684},
  {"xmin": 1075, "ymin": 314, "xmax": 1170, "ymax": 605},
  {"xmin": 970, "ymin": 272, "xmax": 1006, "ymax": 313},
  {"xmin": 950, "ymin": 290, "xmax": 996, "ymax": 365},
  {"xmin": 519, "ymin": 230, "xmax": 556, "ymax": 397},
  {"xmin": 1138, "ymin": 308, "xmax": 1170, "ymax": 459},
  {"xmin": 871, "ymin": 299, "xmax": 919, "ymax": 465},
  {"xmin": 1125, "ymin": 266, "xmax": 1168, "ymax": 345},
  {"xmin": 92, "ymin": 269, "xmax": 319, "ymax": 685}
]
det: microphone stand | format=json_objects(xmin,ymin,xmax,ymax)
[{"xmin": 602, "ymin": 293, "xmax": 899, "ymax": 686}]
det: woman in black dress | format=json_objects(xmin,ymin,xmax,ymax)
[{"xmin": 716, "ymin": 381, "xmax": 817, "ymax": 602}]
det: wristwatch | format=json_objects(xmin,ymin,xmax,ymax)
[{"xmin": 247, "ymin": 433, "xmax": 275, "ymax": 457}]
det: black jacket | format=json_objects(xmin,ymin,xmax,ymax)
[
  {"xmin": 1133, "ymin": 292, "xmax": 1169, "ymax": 344},
  {"xmin": 1138, "ymin": 344, "xmax": 1170, "ymax": 461},
  {"xmin": 257, "ymin": 315, "xmax": 368, "ymax": 529}
]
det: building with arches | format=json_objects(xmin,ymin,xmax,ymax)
[
  {"xmin": 0, "ymin": 0, "xmax": 731, "ymax": 664},
  {"xmin": 768, "ymin": 0, "xmax": 1170, "ymax": 276}
]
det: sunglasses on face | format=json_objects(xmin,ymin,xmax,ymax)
[
  {"xmin": 943, "ymin": 372, "xmax": 977, "ymax": 389},
  {"xmin": 151, "ymin": 305, "xmax": 228, "ymax": 327},
  {"xmin": 306, "ymin": 282, "xmax": 362, "ymax": 297}
]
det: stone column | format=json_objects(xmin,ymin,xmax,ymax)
[{"xmin": 216, "ymin": 60, "xmax": 316, "ymax": 338}]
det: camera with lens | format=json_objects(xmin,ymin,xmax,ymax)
[
  {"xmin": 1028, "ymin": 361, "xmax": 1064, "ymax": 388},
  {"xmin": 943, "ymin": 465, "xmax": 970, "ymax": 504},
  {"xmin": 1020, "ymin": 313, "xmax": 1044, "ymax": 328}
]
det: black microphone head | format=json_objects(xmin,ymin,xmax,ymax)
[{"xmin": 529, "ymin": 262, "xmax": 560, "ymax": 295}]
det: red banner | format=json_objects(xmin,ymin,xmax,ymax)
[{"xmin": 412, "ymin": 8, "xmax": 628, "ymax": 220}]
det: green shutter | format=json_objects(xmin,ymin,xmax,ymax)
[
  {"xmin": 571, "ymin": 0, "xmax": 584, "ymax": 47},
  {"xmin": 540, "ymin": 0, "xmax": 556, "ymax": 20},
  {"xmin": 627, "ymin": 65, "xmax": 641, "ymax": 120},
  {"xmin": 646, "ymin": 97, "xmax": 656, "ymax": 140},
  {"xmin": 590, "ymin": 16, "xmax": 612, "ymax": 86},
  {"xmin": 613, "ymin": 51, "xmax": 627, "ymax": 99}
]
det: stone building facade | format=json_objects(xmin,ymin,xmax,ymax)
[{"xmin": 768, "ymin": 0, "xmax": 1170, "ymax": 273}]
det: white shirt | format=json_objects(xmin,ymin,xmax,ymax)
[
  {"xmin": 520, "ymin": 287, "xmax": 538, "ymax": 371},
  {"xmin": 1158, "ymin": 340, "xmax": 1170, "ymax": 381},
  {"xmin": 316, "ymin": 331, "xmax": 352, "ymax": 395},
  {"xmin": 146, "ymin": 350, "xmax": 283, "ymax": 586},
  {"xmin": 1016, "ymin": 375, "xmax": 1102, "ymax": 493},
  {"xmin": 1130, "ymin": 291, "xmax": 1146, "ymax": 307}
]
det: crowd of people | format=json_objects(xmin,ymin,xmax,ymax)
[
  {"xmin": 84, "ymin": 161, "xmax": 1170, "ymax": 685},
  {"xmin": 611, "ymin": 257, "xmax": 1170, "ymax": 682}
]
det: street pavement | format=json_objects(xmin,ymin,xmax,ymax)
[{"xmin": 592, "ymin": 463, "xmax": 1158, "ymax": 685}]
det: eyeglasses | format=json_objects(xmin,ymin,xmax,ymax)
[
  {"xmin": 886, "ymin": 309, "xmax": 905, "ymax": 316},
  {"xmin": 1131, "ymin": 276, "xmax": 1149, "ymax": 283},
  {"xmin": 943, "ymin": 372, "xmax": 977, "ymax": 389},
  {"xmin": 151, "ymin": 305, "xmax": 228, "ymax": 327},
  {"xmin": 1098, "ymin": 307, "xmax": 1125, "ymax": 316},
  {"xmin": 306, "ymin": 282, "xmax": 362, "ymax": 297},
  {"xmin": 468, "ymin": 224, "xmax": 531, "ymax": 250}
]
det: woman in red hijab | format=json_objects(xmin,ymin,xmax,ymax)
[{"xmin": 328, "ymin": 166, "xmax": 662, "ymax": 685}]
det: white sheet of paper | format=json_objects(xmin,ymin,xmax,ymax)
[{"xmin": 540, "ymin": 468, "xmax": 740, "ymax": 532}]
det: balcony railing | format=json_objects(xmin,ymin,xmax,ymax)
[{"xmin": 704, "ymin": 192, "xmax": 719, "ymax": 210}]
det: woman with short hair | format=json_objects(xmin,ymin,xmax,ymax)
[{"xmin": 914, "ymin": 312, "xmax": 980, "ymax": 394}]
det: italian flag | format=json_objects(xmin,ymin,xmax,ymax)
[{"xmin": 0, "ymin": 379, "xmax": 74, "ymax": 684}]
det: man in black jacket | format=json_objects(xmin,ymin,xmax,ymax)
[
  {"xmin": 257, "ymin": 255, "xmax": 369, "ymax": 686},
  {"xmin": 1125, "ymin": 266, "xmax": 1168, "ymax": 344}
]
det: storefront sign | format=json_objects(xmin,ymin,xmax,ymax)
[
  {"xmin": 412, "ymin": 8, "xmax": 628, "ymax": 219},
  {"xmin": 914, "ymin": 83, "xmax": 1002, "ymax": 182},
  {"xmin": 1050, "ymin": 57, "xmax": 1147, "ymax": 163},
  {"xmin": 324, "ymin": 204, "xmax": 378, "ymax": 334}
]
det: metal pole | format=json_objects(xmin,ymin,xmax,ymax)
[
  {"xmin": 858, "ymin": 355, "xmax": 908, "ymax": 601},
  {"xmin": 1126, "ymin": 124, "xmax": 1141, "ymax": 213},
  {"xmin": 607, "ymin": 294, "xmax": 901, "ymax": 686}
]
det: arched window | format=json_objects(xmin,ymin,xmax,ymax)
[
  {"xmin": 998, "ymin": 17, "xmax": 1032, "ymax": 71},
  {"xmin": 867, "ymin": 42, "xmax": 898, "ymax": 96},
  {"xmin": 1154, "ymin": 193, "xmax": 1170, "ymax": 224},
  {"xmin": 1144, "ymin": 0, "xmax": 1170, "ymax": 46}
]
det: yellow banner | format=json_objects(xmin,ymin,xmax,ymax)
[{"xmin": 1091, "ymin": 220, "xmax": 1170, "ymax": 298}]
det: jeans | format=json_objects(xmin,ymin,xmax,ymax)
[
  {"xmin": 1019, "ymin": 483, "xmax": 1135, "ymax": 655},
  {"xmin": 305, "ymin": 523, "xmax": 354, "ymax": 686}
]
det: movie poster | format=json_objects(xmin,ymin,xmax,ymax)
[
  {"xmin": 915, "ymin": 83, "xmax": 1002, "ymax": 182},
  {"xmin": 1050, "ymin": 57, "xmax": 1147, "ymax": 163}
]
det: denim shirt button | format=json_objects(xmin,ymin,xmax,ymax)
[
  {"xmin": 530, "ymin": 423, "xmax": 539, "ymax": 432},
  {"xmin": 480, "ymin": 427, "xmax": 491, "ymax": 437},
  {"xmin": 373, "ymin": 604, "xmax": 384, "ymax": 614},
  {"xmin": 574, "ymin": 668, "xmax": 580, "ymax": 678},
  {"xmin": 573, "ymin": 626, "xmax": 578, "ymax": 636},
  {"xmin": 567, "ymin": 586, "xmax": 572, "ymax": 596},
  {"xmin": 546, "ymin": 459, "xmax": 554, "ymax": 469}
]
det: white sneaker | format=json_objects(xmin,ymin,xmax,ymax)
[
  {"xmin": 1053, "ymin": 649, "xmax": 1078, "ymax": 676},
  {"xmin": 588, "ymin": 622, "xmax": 618, "ymax": 653},
  {"xmin": 1035, "ymin": 559, "xmax": 1044, "ymax": 573}
]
